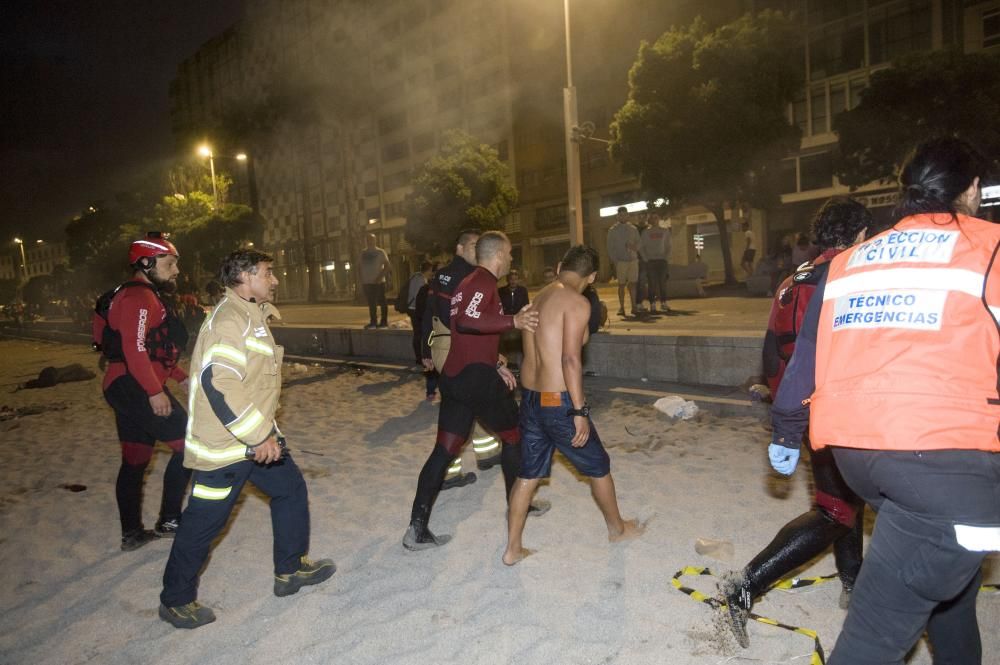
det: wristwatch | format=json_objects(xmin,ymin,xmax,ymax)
[{"xmin": 567, "ymin": 404, "xmax": 591, "ymax": 417}]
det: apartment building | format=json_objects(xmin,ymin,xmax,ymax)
[{"xmin": 170, "ymin": 0, "xmax": 999, "ymax": 298}]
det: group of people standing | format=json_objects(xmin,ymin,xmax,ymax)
[
  {"xmin": 93, "ymin": 137, "xmax": 997, "ymax": 664},
  {"xmin": 606, "ymin": 206, "xmax": 673, "ymax": 317}
]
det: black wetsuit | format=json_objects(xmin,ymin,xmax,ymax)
[{"xmin": 407, "ymin": 267, "xmax": 522, "ymax": 544}]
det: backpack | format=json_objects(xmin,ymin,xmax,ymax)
[
  {"xmin": 393, "ymin": 273, "xmax": 419, "ymax": 314},
  {"xmin": 92, "ymin": 281, "xmax": 188, "ymax": 366},
  {"xmin": 762, "ymin": 261, "xmax": 824, "ymax": 394}
]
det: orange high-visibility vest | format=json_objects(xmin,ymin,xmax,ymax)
[{"xmin": 810, "ymin": 213, "xmax": 1000, "ymax": 452}]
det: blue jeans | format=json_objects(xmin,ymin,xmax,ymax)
[{"xmin": 519, "ymin": 389, "xmax": 610, "ymax": 479}]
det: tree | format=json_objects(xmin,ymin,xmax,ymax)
[
  {"xmin": 610, "ymin": 11, "xmax": 802, "ymax": 284},
  {"xmin": 404, "ymin": 130, "xmax": 518, "ymax": 255},
  {"xmin": 835, "ymin": 50, "xmax": 1000, "ymax": 187},
  {"xmin": 150, "ymin": 169, "xmax": 259, "ymax": 283},
  {"xmin": 64, "ymin": 203, "xmax": 135, "ymax": 290}
]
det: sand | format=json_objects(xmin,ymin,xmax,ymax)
[{"xmin": 0, "ymin": 337, "xmax": 996, "ymax": 664}]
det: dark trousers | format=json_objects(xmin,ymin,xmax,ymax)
[
  {"xmin": 408, "ymin": 313, "xmax": 422, "ymax": 364},
  {"xmin": 363, "ymin": 283, "xmax": 387, "ymax": 326},
  {"xmin": 645, "ymin": 259, "xmax": 669, "ymax": 304},
  {"xmin": 829, "ymin": 448, "xmax": 1000, "ymax": 665},
  {"xmin": 636, "ymin": 260, "xmax": 648, "ymax": 303},
  {"xmin": 160, "ymin": 455, "xmax": 310, "ymax": 607},
  {"xmin": 104, "ymin": 376, "xmax": 190, "ymax": 534}
]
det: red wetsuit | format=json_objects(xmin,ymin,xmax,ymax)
[
  {"xmin": 99, "ymin": 284, "xmax": 187, "ymax": 394},
  {"xmin": 442, "ymin": 267, "xmax": 514, "ymax": 376}
]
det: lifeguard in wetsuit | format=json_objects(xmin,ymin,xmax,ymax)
[
  {"xmin": 420, "ymin": 229, "xmax": 502, "ymax": 489},
  {"xmin": 94, "ymin": 233, "xmax": 192, "ymax": 551},
  {"xmin": 724, "ymin": 197, "xmax": 871, "ymax": 648},
  {"xmin": 404, "ymin": 231, "xmax": 540, "ymax": 550}
]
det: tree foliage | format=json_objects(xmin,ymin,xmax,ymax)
[
  {"xmin": 835, "ymin": 50, "xmax": 1000, "ymax": 187},
  {"xmin": 610, "ymin": 11, "xmax": 802, "ymax": 283},
  {"xmin": 404, "ymin": 130, "xmax": 518, "ymax": 254}
]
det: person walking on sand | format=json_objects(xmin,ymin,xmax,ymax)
[
  {"xmin": 93, "ymin": 232, "xmax": 192, "ymax": 551},
  {"xmin": 403, "ymin": 231, "xmax": 542, "ymax": 551},
  {"xmin": 503, "ymin": 245, "xmax": 644, "ymax": 565},
  {"xmin": 159, "ymin": 249, "xmax": 335, "ymax": 629}
]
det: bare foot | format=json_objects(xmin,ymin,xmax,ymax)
[
  {"xmin": 608, "ymin": 519, "xmax": 646, "ymax": 543},
  {"xmin": 502, "ymin": 548, "xmax": 535, "ymax": 566}
]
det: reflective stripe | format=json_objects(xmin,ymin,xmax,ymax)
[
  {"xmin": 192, "ymin": 484, "xmax": 233, "ymax": 501},
  {"xmin": 229, "ymin": 407, "xmax": 265, "ymax": 439},
  {"xmin": 245, "ymin": 337, "xmax": 274, "ymax": 356},
  {"xmin": 203, "ymin": 344, "xmax": 247, "ymax": 367},
  {"xmin": 184, "ymin": 436, "xmax": 247, "ymax": 464},
  {"xmin": 955, "ymin": 524, "xmax": 1000, "ymax": 552},
  {"xmin": 447, "ymin": 457, "xmax": 463, "ymax": 474},
  {"xmin": 473, "ymin": 440, "xmax": 500, "ymax": 453},
  {"xmin": 824, "ymin": 268, "xmax": 985, "ymax": 301},
  {"xmin": 472, "ymin": 436, "xmax": 496, "ymax": 444},
  {"xmin": 203, "ymin": 361, "xmax": 243, "ymax": 379}
]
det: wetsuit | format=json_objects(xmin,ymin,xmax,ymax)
[
  {"xmin": 407, "ymin": 267, "xmax": 522, "ymax": 544},
  {"xmin": 420, "ymin": 255, "xmax": 476, "ymax": 363},
  {"xmin": 97, "ymin": 281, "xmax": 191, "ymax": 540},
  {"xmin": 726, "ymin": 251, "xmax": 863, "ymax": 644}
]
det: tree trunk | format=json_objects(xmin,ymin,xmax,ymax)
[{"xmin": 709, "ymin": 202, "xmax": 737, "ymax": 286}]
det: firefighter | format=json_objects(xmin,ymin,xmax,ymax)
[
  {"xmin": 159, "ymin": 248, "xmax": 334, "ymax": 629},
  {"xmin": 94, "ymin": 233, "xmax": 192, "ymax": 551},
  {"xmin": 771, "ymin": 138, "xmax": 1000, "ymax": 664}
]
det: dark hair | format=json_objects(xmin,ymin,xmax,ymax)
[
  {"xmin": 456, "ymin": 228, "xmax": 481, "ymax": 246},
  {"xmin": 559, "ymin": 245, "xmax": 600, "ymax": 277},
  {"xmin": 420, "ymin": 260, "xmax": 433, "ymax": 272},
  {"xmin": 894, "ymin": 137, "xmax": 987, "ymax": 222},
  {"xmin": 219, "ymin": 248, "xmax": 275, "ymax": 287},
  {"xmin": 811, "ymin": 197, "xmax": 872, "ymax": 250},
  {"xmin": 617, "ymin": 206, "xmax": 628, "ymax": 214},
  {"xmin": 475, "ymin": 230, "xmax": 509, "ymax": 262}
]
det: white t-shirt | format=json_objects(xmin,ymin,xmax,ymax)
[{"xmin": 744, "ymin": 229, "xmax": 756, "ymax": 251}]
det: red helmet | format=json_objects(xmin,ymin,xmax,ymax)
[{"xmin": 129, "ymin": 233, "xmax": 179, "ymax": 266}]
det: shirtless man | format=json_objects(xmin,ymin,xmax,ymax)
[{"xmin": 503, "ymin": 245, "xmax": 644, "ymax": 565}]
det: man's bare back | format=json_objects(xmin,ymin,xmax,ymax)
[{"xmin": 520, "ymin": 282, "xmax": 590, "ymax": 393}]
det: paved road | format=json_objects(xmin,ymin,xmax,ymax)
[{"xmin": 276, "ymin": 283, "xmax": 772, "ymax": 338}]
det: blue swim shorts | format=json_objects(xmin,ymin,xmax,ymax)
[{"xmin": 519, "ymin": 389, "xmax": 610, "ymax": 479}]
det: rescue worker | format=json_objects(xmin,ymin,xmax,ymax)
[
  {"xmin": 94, "ymin": 232, "xmax": 191, "ymax": 551},
  {"xmin": 421, "ymin": 229, "xmax": 501, "ymax": 489},
  {"xmin": 770, "ymin": 137, "xmax": 1000, "ymax": 665},
  {"xmin": 724, "ymin": 197, "xmax": 872, "ymax": 648},
  {"xmin": 159, "ymin": 248, "xmax": 334, "ymax": 629},
  {"xmin": 404, "ymin": 231, "xmax": 540, "ymax": 550}
]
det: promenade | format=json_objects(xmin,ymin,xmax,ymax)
[{"xmin": 276, "ymin": 283, "xmax": 773, "ymax": 338}]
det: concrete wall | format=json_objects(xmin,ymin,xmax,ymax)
[
  {"xmin": 272, "ymin": 326, "xmax": 763, "ymax": 387},
  {"xmin": 0, "ymin": 321, "xmax": 764, "ymax": 388}
]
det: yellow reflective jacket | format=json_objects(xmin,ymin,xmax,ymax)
[{"xmin": 184, "ymin": 287, "xmax": 284, "ymax": 471}]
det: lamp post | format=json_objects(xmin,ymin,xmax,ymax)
[
  {"xmin": 13, "ymin": 238, "xmax": 27, "ymax": 281},
  {"xmin": 197, "ymin": 144, "xmax": 220, "ymax": 209},
  {"xmin": 563, "ymin": 0, "xmax": 584, "ymax": 246}
]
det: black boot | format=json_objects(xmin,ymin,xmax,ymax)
[
  {"xmin": 833, "ymin": 515, "xmax": 863, "ymax": 609},
  {"xmin": 404, "ymin": 445, "xmax": 452, "ymax": 551},
  {"xmin": 724, "ymin": 510, "xmax": 848, "ymax": 648}
]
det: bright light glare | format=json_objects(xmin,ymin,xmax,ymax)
[
  {"xmin": 236, "ymin": 153, "xmax": 248, "ymax": 161},
  {"xmin": 599, "ymin": 198, "xmax": 668, "ymax": 217},
  {"xmin": 982, "ymin": 185, "xmax": 1000, "ymax": 207},
  {"xmin": 197, "ymin": 144, "xmax": 213, "ymax": 158},
  {"xmin": 324, "ymin": 262, "xmax": 336, "ymax": 271},
  {"xmin": 13, "ymin": 238, "xmax": 23, "ymax": 244}
]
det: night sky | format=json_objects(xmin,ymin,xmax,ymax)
[{"xmin": 0, "ymin": 0, "xmax": 246, "ymax": 243}]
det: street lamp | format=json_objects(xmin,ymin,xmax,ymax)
[
  {"xmin": 197, "ymin": 144, "xmax": 220, "ymax": 209},
  {"xmin": 563, "ymin": 0, "xmax": 584, "ymax": 246},
  {"xmin": 12, "ymin": 238, "xmax": 27, "ymax": 281}
]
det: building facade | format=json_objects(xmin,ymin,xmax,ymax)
[{"xmin": 169, "ymin": 0, "xmax": 999, "ymax": 299}]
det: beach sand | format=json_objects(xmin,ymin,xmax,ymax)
[{"xmin": 0, "ymin": 338, "xmax": 996, "ymax": 664}]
